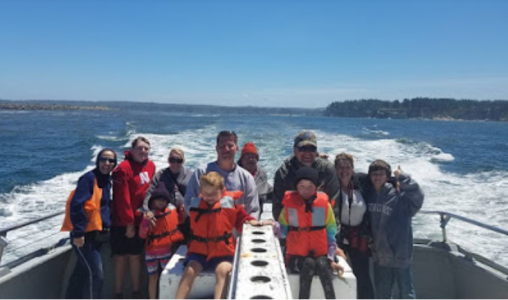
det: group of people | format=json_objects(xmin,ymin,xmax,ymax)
[{"xmin": 62, "ymin": 130, "xmax": 424, "ymax": 299}]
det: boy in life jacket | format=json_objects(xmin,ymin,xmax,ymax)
[
  {"xmin": 176, "ymin": 171, "xmax": 270, "ymax": 299},
  {"xmin": 139, "ymin": 183, "xmax": 184, "ymax": 299},
  {"xmin": 278, "ymin": 166, "xmax": 344, "ymax": 299}
]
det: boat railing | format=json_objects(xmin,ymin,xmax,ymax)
[
  {"xmin": 419, "ymin": 210, "xmax": 508, "ymax": 276},
  {"xmin": 0, "ymin": 211, "xmax": 66, "ymax": 269},
  {"xmin": 1, "ymin": 209, "xmax": 507, "ymax": 273},
  {"xmin": 419, "ymin": 210, "xmax": 508, "ymax": 242}
]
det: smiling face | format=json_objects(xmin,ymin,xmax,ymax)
[
  {"xmin": 131, "ymin": 140, "xmax": 150, "ymax": 163},
  {"xmin": 370, "ymin": 170, "xmax": 388, "ymax": 191},
  {"xmin": 296, "ymin": 179, "xmax": 318, "ymax": 200},
  {"xmin": 216, "ymin": 135, "xmax": 238, "ymax": 164},
  {"xmin": 200, "ymin": 184, "xmax": 223, "ymax": 206},
  {"xmin": 294, "ymin": 145, "xmax": 317, "ymax": 167},
  {"xmin": 168, "ymin": 151, "xmax": 184, "ymax": 174},
  {"xmin": 98, "ymin": 150, "xmax": 116, "ymax": 175},
  {"xmin": 240, "ymin": 153, "xmax": 258, "ymax": 174},
  {"xmin": 152, "ymin": 198, "xmax": 168, "ymax": 211},
  {"xmin": 336, "ymin": 159, "xmax": 354, "ymax": 186}
]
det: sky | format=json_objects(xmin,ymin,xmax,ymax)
[{"xmin": 1, "ymin": 0, "xmax": 508, "ymax": 108}]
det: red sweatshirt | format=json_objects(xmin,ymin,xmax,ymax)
[{"xmin": 112, "ymin": 151, "xmax": 156, "ymax": 226}]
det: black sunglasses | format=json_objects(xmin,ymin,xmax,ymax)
[
  {"xmin": 298, "ymin": 145, "xmax": 317, "ymax": 152},
  {"xmin": 98, "ymin": 157, "xmax": 116, "ymax": 164},
  {"xmin": 169, "ymin": 157, "xmax": 184, "ymax": 164}
]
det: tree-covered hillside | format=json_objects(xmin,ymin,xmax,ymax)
[{"xmin": 324, "ymin": 98, "xmax": 508, "ymax": 121}]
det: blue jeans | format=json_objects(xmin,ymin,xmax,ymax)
[
  {"xmin": 66, "ymin": 235, "xmax": 104, "ymax": 299},
  {"xmin": 373, "ymin": 263, "xmax": 415, "ymax": 299}
]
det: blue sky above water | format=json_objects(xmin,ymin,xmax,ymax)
[{"xmin": 1, "ymin": 0, "xmax": 507, "ymax": 108}]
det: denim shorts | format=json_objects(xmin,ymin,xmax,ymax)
[{"xmin": 184, "ymin": 253, "xmax": 234, "ymax": 271}]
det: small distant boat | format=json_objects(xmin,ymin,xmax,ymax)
[{"xmin": 1, "ymin": 208, "xmax": 507, "ymax": 298}]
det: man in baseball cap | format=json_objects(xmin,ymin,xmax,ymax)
[{"xmin": 272, "ymin": 130, "xmax": 339, "ymax": 219}]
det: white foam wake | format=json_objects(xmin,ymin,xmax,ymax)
[{"xmin": 2, "ymin": 124, "xmax": 507, "ymax": 267}]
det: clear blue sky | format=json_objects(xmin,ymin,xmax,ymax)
[{"xmin": 1, "ymin": 0, "xmax": 507, "ymax": 108}]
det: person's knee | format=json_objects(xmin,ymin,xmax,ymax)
[
  {"xmin": 128, "ymin": 254, "xmax": 141, "ymax": 261},
  {"xmin": 314, "ymin": 256, "xmax": 330, "ymax": 271},
  {"xmin": 185, "ymin": 261, "xmax": 204, "ymax": 277},
  {"xmin": 215, "ymin": 262, "xmax": 232, "ymax": 277},
  {"xmin": 302, "ymin": 257, "xmax": 316, "ymax": 269},
  {"xmin": 114, "ymin": 254, "xmax": 128, "ymax": 263}
]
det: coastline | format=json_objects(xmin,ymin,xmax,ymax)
[{"xmin": 0, "ymin": 103, "xmax": 111, "ymax": 111}]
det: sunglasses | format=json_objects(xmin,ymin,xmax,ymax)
[
  {"xmin": 169, "ymin": 157, "xmax": 184, "ymax": 164},
  {"xmin": 298, "ymin": 145, "xmax": 317, "ymax": 152},
  {"xmin": 98, "ymin": 157, "xmax": 116, "ymax": 164}
]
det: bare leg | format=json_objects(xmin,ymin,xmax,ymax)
[
  {"xmin": 175, "ymin": 261, "xmax": 203, "ymax": 299},
  {"xmin": 214, "ymin": 261, "xmax": 232, "ymax": 299},
  {"xmin": 114, "ymin": 255, "xmax": 128, "ymax": 294},
  {"xmin": 148, "ymin": 273, "xmax": 159, "ymax": 299},
  {"xmin": 128, "ymin": 254, "xmax": 142, "ymax": 292}
]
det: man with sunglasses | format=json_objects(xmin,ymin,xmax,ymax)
[
  {"xmin": 272, "ymin": 131, "xmax": 339, "ymax": 220},
  {"xmin": 184, "ymin": 131, "xmax": 260, "ymax": 220}
]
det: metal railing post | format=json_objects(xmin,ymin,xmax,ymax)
[
  {"xmin": 439, "ymin": 213, "xmax": 451, "ymax": 243},
  {"xmin": 0, "ymin": 233, "xmax": 9, "ymax": 266}
]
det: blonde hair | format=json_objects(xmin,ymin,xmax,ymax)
[
  {"xmin": 169, "ymin": 147, "xmax": 185, "ymax": 160},
  {"xmin": 334, "ymin": 152, "xmax": 355, "ymax": 169},
  {"xmin": 199, "ymin": 172, "xmax": 225, "ymax": 191}
]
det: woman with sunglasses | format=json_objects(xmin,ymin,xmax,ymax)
[
  {"xmin": 143, "ymin": 147, "xmax": 192, "ymax": 212},
  {"xmin": 63, "ymin": 148, "xmax": 117, "ymax": 299},
  {"xmin": 142, "ymin": 147, "xmax": 193, "ymax": 242}
]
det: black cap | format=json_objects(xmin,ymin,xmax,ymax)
[
  {"xmin": 295, "ymin": 166, "xmax": 319, "ymax": 186},
  {"xmin": 149, "ymin": 183, "xmax": 174, "ymax": 207}
]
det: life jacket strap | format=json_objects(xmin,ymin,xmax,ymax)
[
  {"xmin": 190, "ymin": 207, "xmax": 222, "ymax": 222},
  {"xmin": 288, "ymin": 225, "xmax": 326, "ymax": 232},
  {"xmin": 189, "ymin": 231, "xmax": 232, "ymax": 246},
  {"xmin": 147, "ymin": 228, "xmax": 179, "ymax": 240},
  {"xmin": 154, "ymin": 210, "xmax": 171, "ymax": 219}
]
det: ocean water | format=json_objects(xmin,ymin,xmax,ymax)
[{"xmin": 1, "ymin": 103, "xmax": 508, "ymax": 267}]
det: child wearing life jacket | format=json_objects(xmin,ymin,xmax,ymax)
[
  {"xmin": 139, "ymin": 184, "xmax": 184, "ymax": 299},
  {"xmin": 176, "ymin": 171, "xmax": 269, "ymax": 299},
  {"xmin": 278, "ymin": 166, "xmax": 344, "ymax": 299}
]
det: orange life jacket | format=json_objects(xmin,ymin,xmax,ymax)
[
  {"xmin": 61, "ymin": 179, "xmax": 103, "ymax": 232},
  {"xmin": 283, "ymin": 191, "xmax": 329, "ymax": 258},
  {"xmin": 188, "ymin": 191, "xmax": 243, "ymax": 261},
  {"xmin": 146, "ymin": 204, "xmax": 184, "ymax": 251}
]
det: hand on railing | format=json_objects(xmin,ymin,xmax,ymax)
[{"xmin": 73, "ymin": 236, "xmax": 85, "ymax": 248}]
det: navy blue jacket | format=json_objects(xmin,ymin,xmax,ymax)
[{"xmin": 70, "ymin": 169, "xmax": 112, "ymax": 238}]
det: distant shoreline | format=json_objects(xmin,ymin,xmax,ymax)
[{"xmin": 0, "ymin": 103, "xmax": 111, "ymax": 111}]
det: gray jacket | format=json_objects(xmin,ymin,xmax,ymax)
[
  {"xmin": 365, "ymin": 173, "xmax": 424, "ymax": 268},
  {"xmin": 184, "ymin": 162, "xmax": 260, "ymax": 219},
  {"xmin": 142, "ymin": 166, "xmax": 192, "ymax": 211},
  {"xmin": 273, "ymin": 156, "xmax": 339, "ymax": 220}
]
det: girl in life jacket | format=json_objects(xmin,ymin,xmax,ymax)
[
  {"xmin": 278, "ymin": 166, "xmax": 344, "ymax": 299},
  {"xmin": 139, "ymin": 183, "xmax": 184, "ymax": 299},
  {"xmin": 176, "ymin": 171, "xmax": 271, "ymax": 299}
]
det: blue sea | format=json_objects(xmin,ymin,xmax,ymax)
[{"xmin": 1, "ymin": 103, "xmax": 508, "ymax": 266}]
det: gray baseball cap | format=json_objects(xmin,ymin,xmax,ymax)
[{"xmin": 294, "ymin": 131, "xmax": 317, "ymax": 148}]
